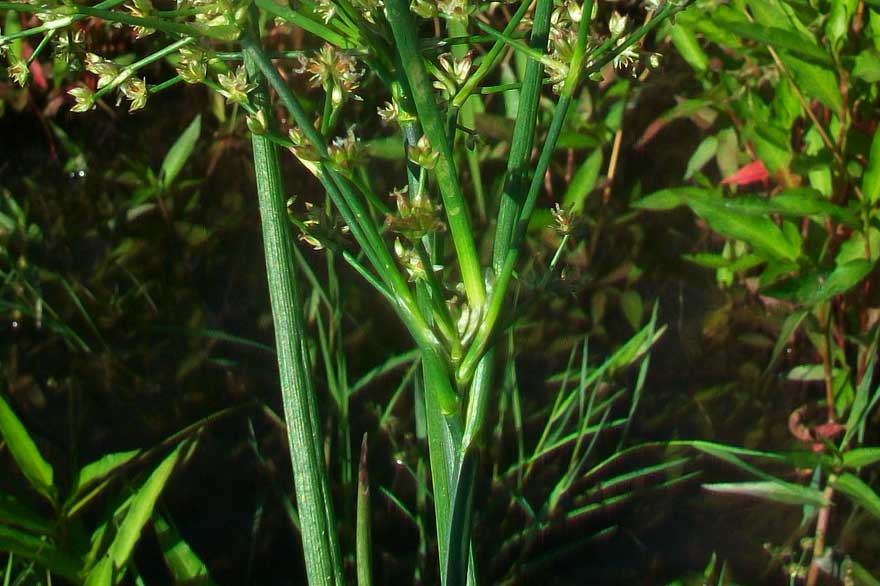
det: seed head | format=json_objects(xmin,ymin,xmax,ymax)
[
  {"xmin": 85, "ymin": 53, "xmax": 120, "ymax": 89},
  {"xmin": 297, "ymin": 44, "xmax": 363, "ymax": 107}
]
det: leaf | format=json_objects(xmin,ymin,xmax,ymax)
[
  {"xmin": 718, "ymin": 21, "xmax": 831, "ymax": 65},
  {"xmin": 668, "ymin": 22, "xmax": 708, "ymax": 72},
  {"xmin": 159, "ymin": 115, "xmax": 202, "ymax": 190},
  {"xmin": 685, "ymin": 136, "xmax": 718, "ymax": 180},
  {"xmin": 154, "ymin": 511, "xmax": 216, "ymax": 585},
  {"xmin": 780, "ymin": 54, "xmax": 842, "ymax": 113},
  {"xmin": 765, "ymin": 260, "xmax": 875, "ymax": 305},
  {"xmin": 720, "ymin": 160, "xmax": 768, "ymax": 186},
  {"xmin": 0, "ymin": 392, "xmax": 55, "ymax": 504},
  {"xmin": 73, "ymin": 450, "xmax": 141, "ymax": 498},
  {"xmin": 620, "ymin": 290, "xmax": 643, "ymax": 332},
  {"xmin": 836, "ymin": 229, "xmax": 880, "ymax": 264},
  {"xmin": 704, "ymin": 480, "xmax": 828, "ymax": 507},
  {"xmin": 853, "ymin": 49, "xmax": 880, "ymax": 82},
  {"xmin": 106, "ymin": 443, "xmax": 185, "ymax": 571},
  {"xmin": 84, "ymin": 556, "xmax": 113, "ymax": 586},
  {"xmin": 843, "ymin": 448, "xmax": 880, "ymax": 469},
  {"xmin": 563, "ymin": 148, "xmax": 603, "ymax": 212},
  {"xmin": 810, "ymin": 260, "xmax": 875, "ymax": 304},
  {"xmin": 862, "ymin": 127, "xmax": 880, "ymax": 205},
  {"xmin": 831, "ymin": 473, "xmax": 880, "ymax": 519},
  {"xmin": 683, "ymin": 252, "xmax": 764, "ymax": 271}
]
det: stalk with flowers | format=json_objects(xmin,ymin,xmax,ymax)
[{"xmin": 0, "ymin": 0, "xmax": 690, "ymax": 583}]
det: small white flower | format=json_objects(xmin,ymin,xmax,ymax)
[
  {"xmin": 68, "ymin": 86, "xmax": 96, "ymax": 112},
  {"xmin": 609, "ymin": 12, "xmax": 628, "ymax": 37}
]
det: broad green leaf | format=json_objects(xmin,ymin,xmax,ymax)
[
  {"xmin": 765, "ymin": 260, "xmax": 875, "ymax": 305},
  {"xmin": 811, "ymin": 260, "xmax": 875, "ymax": 303},
  {"xmin": 853, "ymin": 50, "xmax": 880, "ymax": 82},
  {"xmin": 635, "ymin": 187, "xmax": 693, "ymax": 211},
  {"xmin": 843, "ymin": 448, "xmax": 880, "ymax": 469},
  {"xmin": 669, "ymin": 22, "xmax": 708, "ymax": 72},
  {"xmin": 745, "ymin": 0, "xmax": 814, "ymax": 38},
  {"xmin": 862, "ymin": 127, "xmax": 880, "ymax": 204},
  {"xmin": 154, "ymin": 511, "xmax": 216, "ymax": 585},
  {"xmin": 0, "ymin": 392, "xmax": 55, "ymax": 504},
  {"xmin": 749, "ymin": 122, "xmax": 792, "ymax": 173},
  {"xmin": 718, "ymin": 21, "xmax": 831, "ymax": 65},
  {"xmin": 107, "ymin": 443, "xmax": 184, "ymax": 570},
  {"xmin": 686, "ymin": 200, "xmax": 800, "ymax": 262},
  {"xmin": 827, "ymin": 0, "xmax": 858, "ymax": 51},
  {"xmin": 704, "ymin": 480, "xmax": 828, "ymax": 507},
  {"xmin": 637, "ymin": 188, "xmax": 801, "ymax": 260},
  {"xmin": 685, "ymin": 136, "xmax": 717, "ymax": 180},
  {"xmin": 563, "ymin": 148, "xmax": 603, "ymax": 212},
  {"xmin": 781, "ymin": 54, "xmax": 842, "ymax": 113},
  {"xmin": 832, "ymin": 473, "xmax": 880, "ymax": 519},
  {"xmin": 836, "ymin": 229, "xmax": 880, "ymax": 264},
  {"xmin": 73, "ymin": 450, "xmax": 141, "ymax": 499},
  {"xmin": 159, "ymin": 115, "xmax": 201, "ymax": 190}
]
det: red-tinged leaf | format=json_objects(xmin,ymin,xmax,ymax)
[
  {"xmin": 721, "ymin": 160, "xmax": 769, "ymax": 186},
  {"xmin": 813, "ymin": 421, "xmax": 845, "ymax": 439}
]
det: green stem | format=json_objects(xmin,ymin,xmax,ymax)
[
  {"xmin": 490, "ymin": 0, "xmax": 554, "ymax": 273},
  {"xmin": 385, "ymin": 0, "xmax": 486, "ymax": 309},
  {"xmin": 94, "ymin": 36, "xmax": 194, "ymax": 100},
  {"xmin": 0, "ymin": 0, "xmax": 125, "ymax": 44},
  {"xmin": 243, "ymin": 19, "xmax": 344, "ymax": 586},
  {"xmin": 254, "ymin": 0, "xmax": 352, "ymax": 47}
]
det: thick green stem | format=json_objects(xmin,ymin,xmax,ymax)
[
  {"xmin": 243, "ymin": 21, "xmax": 344, "ymax": 586},
  {"xmin": 384, "ymin": 0, "xmax": 486, "ymax": 309}
]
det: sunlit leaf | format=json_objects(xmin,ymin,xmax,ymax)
[
  {"xmin": 832, "ymin": 473, "xmax": 880, "ymax": 519},
  {"xmin": 704, "ymin": 480, "xmax": 828, "ymax": 507},
  {"xmin": 159, "ymin": 115, "xmax": 202, "ymax": 190},
  {"xmin": 0, "ymin": 392, "xmax": 55, "ymax": 504}
]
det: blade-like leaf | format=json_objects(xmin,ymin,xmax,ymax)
[
  {"xmin": 843, "ymin": 448, "xmax": 880, "ymax": 470},
  {"xmin": 0, "ymin": 392, "xmax": 55, "ymax": 504},
  {"xmin": 72, "ymin": 450, "xmax": 141, "ymax": 500},
  {"xmin": 159, "ymin": 115, "xmax": 201, "ymax": 190},
  {"xmin": 154, "ymin": 511, "xmax": 216, "ymax": 585},
  {"xmin": 832, "ymin": 473, "xmax": 880, "ymax": 519},
  {"xmin": 107, "ymin": 443, "xmax": 184, "ymax": 570},
  {"xmin": 703, "ymin": 480, "xmax": 828, "ymax": 507}
]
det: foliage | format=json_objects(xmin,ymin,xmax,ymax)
[{"xmin": 638, "ymin": 0, "xmax": 880, "ymax": 582}]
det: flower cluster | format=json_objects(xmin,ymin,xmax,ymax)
[
  {"xmin": 296, "ymin": 44, "xmax": 363, "ymax": 107},
  {"xmin": 217, "ymin": 65, "xmax": 255, "ymax": 106},
  {"xmin": 126, "ymin": 0, "xmax": 156, "ymax": 38},
  {"xmin": 385, "ymin": 186, "xmax": 446, "ymax": 241},
  {"xmin": 327, "ymin": 127, "xmax": 364, "ymax": 175},
  {"xmin": 177, "ymin": 44, "xmax": 213, "ymax": 84},
  {"xmin": 432, "ymin": 51, "xmax": 473, "ymax": 95}
]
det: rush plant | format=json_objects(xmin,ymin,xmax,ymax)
[{"xmin": 1, "ymin": 0, "xmax": 692, "ymax": 583}]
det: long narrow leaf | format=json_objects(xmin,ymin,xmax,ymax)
[{"xmin": 0, "ymin": 392, "xmax": 55, "ymax": 505}]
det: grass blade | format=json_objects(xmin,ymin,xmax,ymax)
[
  {"xmin": 0, "ymin": 392, "xmax": 55, "ymax": 505},
  {"xmin": 357, "ymin": 435, "xmax": 373, "ymax": 586}
]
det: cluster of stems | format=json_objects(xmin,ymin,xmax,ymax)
[{"xmin": 0, "ymin": 0, "xmax": 689, "ymax": 584}]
